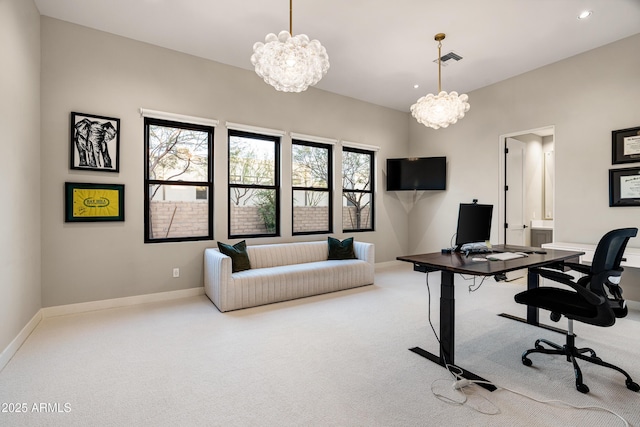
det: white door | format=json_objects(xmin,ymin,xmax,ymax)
[{"xmin": 505, "ymin": 138, "xmax": 526, "ymax": 246}]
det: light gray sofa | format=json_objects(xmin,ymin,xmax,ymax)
[{"xmin": 204, "ymin": 241, "xmax": 375, "ymax": 312}]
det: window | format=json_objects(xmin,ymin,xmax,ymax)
[
  {"xmin": 292, "ymin": 140, "xmax": 332, "ymax": 235},
  {"xmin": 228, "ymin": 129, "xmax": 280, "ymax": 238},
  {"xmin": 144, "ymin": 118, "xmax": 214, "ymax": 243},
  {"xmin": 342, "ymin": 147, "xmax": 374, "ymax": 232}
]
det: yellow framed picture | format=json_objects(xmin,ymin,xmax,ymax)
[{"xmin": 65, "ymin": 182, "xmax": 125, "ymax": 222}]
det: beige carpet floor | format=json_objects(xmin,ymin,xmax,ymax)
[{"xmin": 1, "ymin": 262, "xmax": 639, "ymax": 426}]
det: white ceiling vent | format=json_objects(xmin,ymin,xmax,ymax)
[{"xmin": 433, "ymin": 51, "xmax": 463, "ymax": 67}]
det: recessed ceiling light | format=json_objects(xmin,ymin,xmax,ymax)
[
  {"xmin": 413, "ymin": 84, "xmax": 420, "ymax": 89},
  {"xmin": 577, "ymin": 10, "xmax": 592, "ymax": 20}
]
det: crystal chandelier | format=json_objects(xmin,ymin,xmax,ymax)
[
  {"xmin": 411, "ymin": 33, "xmax": 470, "ymax": 129},
  {"xmin": 251, "ymin": 0, "xmax": 329, "ymax": 93}
]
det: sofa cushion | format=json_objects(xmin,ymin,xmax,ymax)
[
  {"xmin": 247, "ymin": 241, "xmax": 327, "ymax": 269},
  {"xmin": 327, "ymin": 237, "xmax": 357, "ymax": 260},
  {"xmin": 217, "ymin": 240, "xmax": 251, "ymax": 273},
  {"xmin": 229, "ymin": 259, "xmax": 373, "ymax": 308}
]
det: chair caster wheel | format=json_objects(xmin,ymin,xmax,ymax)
[
  {"xmin": 576, "ymin": 383, "xmax": 589, "ymax": 394},
  {"xmin": 522, "ymin": 357, "xmax": 532, "ymax": 367},
  {"xmin": 626, "ymin": 381, "xmax": 640, "ymax": 392}
]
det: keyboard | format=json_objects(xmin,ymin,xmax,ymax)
[{"xmin": 486, "ymin": 252, "xmax": 525, "ymax": 261}]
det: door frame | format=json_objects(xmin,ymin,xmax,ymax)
[{"xmin": 498, "ymin": 125, "xmax": 555, "ymax": 245}]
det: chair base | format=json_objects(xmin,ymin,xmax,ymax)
[{"xmin": 521, "ymin": 334, "xmax": 640, "ymax": 394}]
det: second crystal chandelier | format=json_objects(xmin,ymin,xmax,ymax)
[
  {"xmin": 411, "ymin": 33, "xmax": 470, "ymax": 129},
  {"xmin": 251, "ymin": 0, "xmax": 330, "ymax": 93}
]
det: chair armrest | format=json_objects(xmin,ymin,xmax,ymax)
[
  {"xmin": 563, "ymin": 262, "xmax": 590, "ymax": 275},
  {"xmin": 534, "ymin": 268, "xmax": 606, "ymax": 306},
  {"xmin": 539, "ymin": 261, "xmax": 590, "ymax": 274}
]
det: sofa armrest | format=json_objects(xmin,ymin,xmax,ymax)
[
  {"xmin": 353, "ymin": 241, "xmax": 375, "ymax": 265},
  {"xmin": 204, "ymin": 248, "xmax": 233, "ymax": 311}
]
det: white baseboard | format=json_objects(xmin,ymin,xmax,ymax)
[
  {"xmin": 0, "ymin": 310, "xmax": 43, "ymax": 373},
  {"xmin": 42, "ymin": 287, "xmax": 205, "ymax": 318}
]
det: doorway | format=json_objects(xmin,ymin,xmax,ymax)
[
  {"xmin": 498, "ymin": 126, "xmax": 555, "ymax": 247},
  {"xmin": 505, "ymin": 137, "xmax": 526, "ymax": 246}
]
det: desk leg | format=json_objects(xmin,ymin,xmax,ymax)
[
  {"xmin": 410, "ymin": 270, "xmax": 496, "ymax": 392},
  {"xmin": 440, "ymin": 270, "xmax": 455, "ymax": 365},
  {"xmin": 408, "ymin": 270, "xmax": 455, "ymax": 365}
]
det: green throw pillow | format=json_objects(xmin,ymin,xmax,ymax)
[
  {"xmin": 217, "ymin": 240, "xmax": 251, "ymax": 273},
  {"xmin": 327, "ymin": 237, "xmax": 357, "ymax": 260}
]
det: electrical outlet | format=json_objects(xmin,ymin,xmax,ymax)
[{"xmin": 172, "ymin": 268, "xmax": 180, "ymax": 278}]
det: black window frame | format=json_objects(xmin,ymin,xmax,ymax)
[
  {"xmin": 342, "ymin": 146, "xmax": 375, "ymax": 233},
  {"xmin": 143, "ymin": 117, "xmax": 214, "ymax": 244},
  {"xmin": 227, "ymin": 129, "xmax": 281, "ymax": 239},
  {"xmin": 291, "ymin": 139, "xmax": 333, "ymax": 236}
]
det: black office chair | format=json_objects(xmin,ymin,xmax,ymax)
[{"xmin": 514, "ymin": 227, "xmax": 640, "ymax": 394}]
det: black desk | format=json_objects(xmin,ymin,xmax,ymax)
[{"xmin": 397, "ymin": 245, "xmax": 584, "ymax": 391}]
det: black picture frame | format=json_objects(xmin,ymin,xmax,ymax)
[
  {"xmin": 609, "ymin": 167, "xmax": 640, "ymax": 207},
  {"xmin": 65, "ymin": 182, "xmax": 125, "ymax": 222},
  {"xmin": 70, "ymin": 112, "xmax": 120, "ymax": 172},
  {"xmin": 612, "ymin": 126, "xmax": 640, "ymax": 165}
]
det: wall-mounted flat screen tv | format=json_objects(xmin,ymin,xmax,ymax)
[{"xmin": 386, "ymin": 157, "xmax": 446, "ymax": 191}]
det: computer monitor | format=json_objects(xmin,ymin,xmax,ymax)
[{"xmin": 454, "ymin": 203, "xmax": 493, "ymax": 252}]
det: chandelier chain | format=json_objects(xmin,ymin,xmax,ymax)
[
  {"xmin": 289, "ymin": 0, "xmax": 293, "ymax": 35},
  {"xmin": 437, "ymin": 40, "xmax": 442, "ymax": 92}
]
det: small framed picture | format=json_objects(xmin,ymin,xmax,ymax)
[
  {"xmin": 612, "ymin": 126, "xmax": 640, "ymax": 165},
  {"xmin": 609, "ymin": 167, "xmax": 640, "ymax": 207},
  {"xmin": 70, "ymin": 112, "xmax": 120, "ymax": 172},
  {"xmin": 65, "ymin": 182, "xmax": 125, "ymax": 222}
]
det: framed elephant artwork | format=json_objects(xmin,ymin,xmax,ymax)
[{"xmin": 70, "ymin": 112, "xmax": 120, "ymax": 172}]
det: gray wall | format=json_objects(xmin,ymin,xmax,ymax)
[
  {"xmin": 40, "ymin": 17, "xmax": 410, "ymax": 307},
  {"xmin": 5, "ymin": 8, "xmax": 639, "ymax": 332},
  {"xmin": 0, "ymin": 0, "xmax": 42, "ymax": 353},
  {"xmin": 407, "ymin": 33, "xmax": 640, "ymax": 300}
]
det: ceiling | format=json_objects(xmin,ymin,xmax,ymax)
[{"xmin": 34, "ymin": 0, "xmax": 640, "ymax": 112}]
